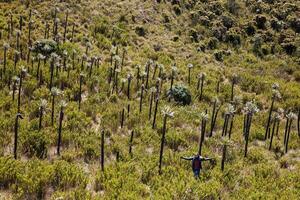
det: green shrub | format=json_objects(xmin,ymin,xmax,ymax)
[
  {"xmin": 293, "ymin": 71, "xmax": 300, "ymax": 82},
  {"xmin": 173, "ymin": 5, "xmax": 181, "ymax": 15},
  {"xmin": 93, "ymin": 17, "xmax": 110, "ymax": 36},
  {"xmin": 207, "ymin": 37, "xmax": 218, "ymax": 49},
  {"xmin": 225, "ymin": 29, "xmax": 241, "ymax": 46},
  {"xmin": 214, "ymin": 50, "xmax": 224, "ymax": 61},
  {"xmin": 167, "ymin": 85, "xmax": 192, "ymax": 105},
  {"xmin": 52, "ymin": 160, "xmax": 88, "ymax": 190},
  {"xmin": 22, "ymin": 130, "xmax": 49, "ymax": 159},
  {"xmin": 135, "ymin": 26, "xmax": 146, "ymax": 37},
  {"xmin": 31, "ymin": 39, "xmax": 58, "ymax": 57},
  {"xmin": 246, "ymin": 147, "xmax": 269, "ymax": 164},
  {"xmin": 51, "ymin": 189, "xmax": 92, "ymax": 200},
  {"xmin": 166, "ymin": 131, "xmax": 186, "ymax": 151},
  {"xmin": 16, "ymin": 160, "xmax": 53, "ymax": 199},
  {"xmin": 0, "ymin": 156, "xmax": 23, "ymax": 188}
]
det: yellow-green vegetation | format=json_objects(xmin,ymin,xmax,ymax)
[{"xmin": 0, "ymin": 0, "xmax": 299, "ymax": 199}]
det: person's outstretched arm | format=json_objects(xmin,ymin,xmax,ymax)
[
  {"xmin": 180, "ymin": 156, "xmax": 193, "ymax": 160},
  {"xmin": 200, "ymin": 157, "xmax": 213, "ymax": 161}
]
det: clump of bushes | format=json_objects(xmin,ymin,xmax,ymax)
[
  {"xmin": 225, "ymin": 28, "xmax": 241, "ymax": 46},
  {"xmin": 255, "ymin": 15, "xmax": 267, "ymax": 29},
  {"xmin": 16, "ymin": 160, "xmax": 53, "ymax": 199},
  {"xmin": 293, "ymin": 71, "xmax": 300, "ymax": 82},
  {"xmin": 245, "ymin": 22, "xmax": 256, "ymax": 35},
  {"xmin": 167, "ymin": 85, "xmax": 192, "ymax": 105},
  {"xmin": 135, "ymin": 26, "xmax": 146, "ymax": 37},
  {"xmin": 212, "ymin": 22, "xmax": 227, "ymax": 41},
  {"xmin": 281, "ymin": 42, "xmax": 297, "ymax": 55},
  {"xmin": 0, "ymin": 156, "xmax": 23, "ymax": 188},
  {"xmin": 270, "ymin": 18, "xmax": 283, "ymax": 31},
  {"xmin": 207, "ymin": 37, "xmax": 218, "ymax": 49},
  {"xmin": 22, "ymin": 130, "xmax": 49, "ymax": 159},
  {"xmin": 173, "ymin": 5, "xmax": 181, "ymax": 15},
  {"xmin": 214, "ymin": 50, "xmax": 231, "ymax": 61},
  {"xmin": 189, "ymin": 28, "xmax": 199, "ymax": 42},
  {"xmin": 52, "ymin": 160, "xmax": 87, "ymax": 190},
  {"xmin": 221, "ymin": 15, "xmax": 234, "ymax": 29},
  {"xmin": 32, "ymin": 39, "xmax": 58, "ymax": 56},
  {"xmin": 93, "ymin": 17, "xmax": 110, "ymax": 36}
]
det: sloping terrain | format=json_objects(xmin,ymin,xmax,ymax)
[{"xmin": 0, "ymin": 0, "xmax": 299, "ymax": 199}]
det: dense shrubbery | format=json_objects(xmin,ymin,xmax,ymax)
[
  {"xmin": 167, "ymin": 85, "xmax": 192, "ymax": 105},
  {"xmin": 32, "ymin": 39, "xmax": 58, "ymax": 57},
  {"xmin": 0, "ymin": 0, "xmax": 299, "ymax": 199}
]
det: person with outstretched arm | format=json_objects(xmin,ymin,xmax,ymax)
[{"xmin": 181, "ymin": 154, "xmax": 213, "ymax": 178}]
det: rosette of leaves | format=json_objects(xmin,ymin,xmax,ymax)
[
  {"xmin": 200, "ymin": 111, "xmax": 209, "ymax": 121},
  {"xmin": 161, "ymin": 106, "xmax": 175, "ymax": 118},
  {"xmin": 243, "ymin": 101, "xmax": 260, "ymax": 115},
  {"xmin": 3, "ymin": 42, "xmax": 10, "ymax": 49},
  {"xmin": 225, "ymin": 104, "xmax": 236, "ymax": 116},
  {"xmin": 167, "ymin": 85, "xmax": 192, "ymax": 105}
]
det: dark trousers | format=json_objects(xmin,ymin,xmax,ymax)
[{"xmin": 193, "ymin": 169, "xmax": 200, "ymax": 178}]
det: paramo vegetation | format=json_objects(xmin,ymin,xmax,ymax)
[{"xmin": 0, "ymin": 0, "xmax": 299, "ymax": 199}]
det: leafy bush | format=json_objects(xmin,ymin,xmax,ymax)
[
  {"xmin": 0, "ymin": 156, "xmax": 23, "ymax": 188},
  {"xmin": 225, "ymin": 29, "xmax": 241, "ymax": 46},
  {"xmin": 31, "ymin": 39, "xmax": 58, "ymax": 57},
  {"xmin": 167, "ymin": 85, "xmax": 192, "ymax": 105},
  {"xmin": 93, "ymin": 17, "xmax": 110, "ymax": 36},
  {"xmin": 135, "ymin": 26, "xmax": 146, "ymax": 37},
  {"xmin": 246, "ymin": 147, "xmax": 269, "ymax": 164},
  {"xmin": 16, "ymin": 160, "xmax": 53, "ymax": 199},
  {"xmin": 51, "ymin": 189, "xmax": 92, "ymax": 200},
  {"xmin": 52, "ymin": 160, "xmax": 87, "ymax": 190},
  {"xmin": 214, "ymin": 50, "xmax": 224, "ymax": 61},
  {"xmin": 22, "ymin": 130, "xmax": 49, "ymax": 159},
  {"xmin": 293, "ymin": 71, "xmax": 300, "ymax": 82},
  {"xmin": 166, "ymin": 131, "xmax": 186, "ymax": 151},
  {"xmin": 255, "ymin": 15, "xmax": 267, "ymax": 29}
]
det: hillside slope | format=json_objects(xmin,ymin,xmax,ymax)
[{"xmin": 0, "ymin": 0, "xmax": 299, "ymax": 199}]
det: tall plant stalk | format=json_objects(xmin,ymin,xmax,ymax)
[
  {"xmin": 199, "ymin": 73, "xmax": 206, "ymax": 101},
  {"xmin": 129, "ymin": 130, "xmax": 134, "ymax": 156},
  {"xmin": 265, "ymin": 84, "xmax": 281, "ymax": 140},
  {"xmin": 121, "ymin": 108, "xmax": 125, "ymax": 128},
  {"xmin": 297, "ymin": 108, "xmax": 300, "ymax": 137},
  {"xmin": 244, "ymin": 113, "xmax": 252, "ymax": 157},
  {"xmin": 209, "ymin": 98, "xmax": 221, "ymax": 137},
  {"xmin": 198, "ymin": 112, "xmax": 208, "ymax": 155},
  {"xmin": 12, "ymin": 76, "xmax": 19, "ymax": 101},
  {"xmin": 127, "ymin": 74, "xmax": 132, "ymax": 100},
  {"xmin": 3, "ymin": 43, "xmax": 10, "ymax": 74},
  {"xmin": 39, "ymin": 99, "xmax": 47, "ymax": 131},
  {"xmin": 14, "ymin": 113, "xmax": 23, "ymax": 159},
  {"xmin": 284, "ymin": 112, "xmax": 297, "ymax": 153},
  {"xmin": 139, "ymin": 84, "xmax": 144, "ymax": 113},
  {"xmin": 243, "ymin": 101, "xmax": 259, "ymax": 157},
  {"xmin": 269, "ymin": 117, "xmax": 279, "ymax": 150},
  {"xmin": 158, "ymin": 106, "xmax": 174, "ymax": 174},
  {"xmin": 57, "ymin": 101, "xmax": 66, "ymax": 156},
  {"xmin": 50, "ymin": 87, "xmax": 60, "ymax": 126},
  {"xmin": 221, "ymin": 144, "xmax": 227, "ymax": 171},
  {"xmin": 148, "ymin": 88, "xmax": 156, "ymax": 120},
  {"xmin": 187, "ymin": 63, "xmax": 193, "ymax": 85},
  {"xmin": 18, "ymin": 68, "xmax": 27, "ymax": 113},
  {"xmin": 152, "ymin": 97, "xmax": 159, "ymax": 129},
  {"xmin": 78, "ymin": 73, "xmax": 84, "ymax": 110},
  {"xmin": 63, "ymin": 10, "xmax": 69, "ymax": 42},
  {"xmin": 101, "ymin": 130, "xmax": 105, "ymax": 171}
]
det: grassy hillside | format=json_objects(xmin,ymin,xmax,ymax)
[{"xmin": 0, "ymin": 0, "xmax": 299, "ymax": 199}]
